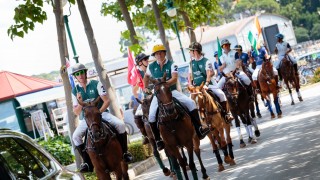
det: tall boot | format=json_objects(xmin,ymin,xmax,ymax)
[
  {"xmin": 190, "ymin": 109, "xmax": 210, "ymax": 140},
  {"xmin": 220, "ymin": 101, "xmax": 234, "ymax": 123},
  {"xmin": 134, "ymin": 115, "xmax": 149, "ymax": 145},
  {"xmin": 245, "ymin": 84, "xmax": 254, "ymax": 102},
  {"xmin": 118, "ymin": 132, "xmax": 133, "ymax": 163},
  {"xmin": 293, "ymin": 63, "xmax": 298, "ymax": 76},
  {"xmin": 75, "ymin": 144, "xmax": 94, "ymax": 173},
  {"xmin": 150, "ymin": 121, "xmax": 165, "ymax": 151}
]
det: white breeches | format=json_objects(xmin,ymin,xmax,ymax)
[
  {"xmin": 148, "ymin": 90, "xmax": 197, "ymax": 123},
  {"xmin": 72, "ymin": 112, "xmax": 126, "ymax": 146},
  {"xmin": 135, "ymin": 104, "xmax": 143, "ymax": 116},
  {"xmin": 218, "ymin": 72, "xmax": 251, "ymax": 89},
  {"xmin": 208, "ymin": 86, "xmax": 227, "ymax": 102},
  {"xmin": 252, "ymin": 65, "xmax": 278, "ymax": 81},
  {"xmin": 274, "ymin": 55, "xmax": 297, "ymax": 69}
]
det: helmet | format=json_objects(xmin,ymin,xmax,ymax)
[
  {"xmin": 186, "ymin": 42, "xmax": 202, "ymax": 52},
  {"xmin": 221, "ymin": 39, "xmax": 231, "ymax": 47},
  {"xmin": 233, "ymin": 45, "xmax": 242, "ymax": 51},
  {"xmin": 151, "ymin": 44, "xmax": 166, "ymax": 56},
  {"xmin": 275, "ymin": 33, "xmax": 284, "ymax": 39},
  {"xmin": 214, "ymin": 51, "xmax": 218, "ymax": 57},
  {"xmin": 135, "ymin": 53, "xmax": 150, "ymax": 64},
  {"xmin": 71, "ymin": 63, "xmax": 87, "ymax": 75}
]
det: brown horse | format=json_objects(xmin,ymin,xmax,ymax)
[
  {"xmin": 189, "ymin": 83, "xmax": 236, "ymax": 172},
  {"xmin": 280, "ymin": 56, "xmax": 303, "ymax": 105},
  {"xmin": 136, "ymin": 95, "xmax": 172, "ymax": 177},
  {"xmin": 149, "ymin": 74, "xmax": 206, "ymax": 180},
  {"xmin": 258, "ymin": 57, "xmax": 282, "ymax": 118},
  {"xmin": 78, "ymin": 97, "xmax": 129, "ymax": 180}
]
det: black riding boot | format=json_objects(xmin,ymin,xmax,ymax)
[
  {"xmin": 150, "ymin": 122, "xmax": 165, "ymax": 151},
  {"xmin": 134, "ymin": 115, "xmax": 149, "ymax": 145},
  {"xmin": 75, "ymin": 144, "xmax": 94, "ymax": 173},
  {"xmin": 245, "ymin": 84, "xmax": 254, "ymax": 102},
  {"xmin": 220, "ymin": 101, "xmax": 234, "ymax": 123},
  {"xmin": 293, "ymin": 64, "xmax": 298, "ymax": 76},
  {"xmin": 190, "ymin": 109, "xmax": 210, "ymax": 140},
  {"xmin": 118, "ymin": 132, "xmax": 133, "ymax": 163}
]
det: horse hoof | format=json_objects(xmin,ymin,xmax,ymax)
[
  {"xmin": 170, "ymin": 172, "xmax": 175, "ymax": 178},
  {"xmin": 291, "ymin": 101, "xmax": 295, "ymax": 105},
  {"xmin": 229, "ymin": 159, "xmax": 236, "ymax": 166},
  {"xmin": 186, "ymin": 165, "xmax": 190, "ymax": 171},
  {"xmin": 240, "ymin": 143, "xmax": 246, "ymax": 148},
  {"xmin": 224, "ymin": 156, "xmax": 233, "ymax": 164},
  {"xmin": 257, "ymin": 113, "xmax": 262, "ymax": 118},
  {"xmin": 218, "ymin": 164, "xmax": 225, "ymax": 172},
  {"xmin": 163, "ymin": 168, "xmax": 171, "ymax": 176},
  {"xmin": 299, "ymin": 97, "xmax": 303, "ymax": 101},
  {"xmin": 271, "ymin": 114, "xmax": 276, "ymax": 119},
  {"xmin": 278, "ymin": 114, "xmax": 282, "ymax": 118},
  {"xmin": 255, "ymin": 130, "xmax": 261, "ymax": 137},
  {"xmin": 251, "ymin": 139, "xmax": 257, "ymax": 144}
]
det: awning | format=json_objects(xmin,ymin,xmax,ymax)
[{"xmin": 16, "ymin": 86, "xmax": 66, "ymax": 108}]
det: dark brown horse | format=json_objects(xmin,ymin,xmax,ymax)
[
  {"xmin": 280, "ymin": 56, "xmax": 303, "ymax": 105},
  {"xmin": 258, "ymin": 57, "xmax": 282, "ymax": 118},
  {"xmin": 136, "ymin": 95, "xmax": 172, "ymax": 177},
  {"xmin": 189, "ymin": 83, "xmax": 236, "ymax": 172},
  {"xmin": 78, "ymin": 97, "xmax": 129, "ymax": 180},
  {"xmin": 150, "ymin": 74, "xmax": 205, "ymax": 180}
]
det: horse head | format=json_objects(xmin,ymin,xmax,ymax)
[
  {"xmin": 261, "ymin": 56, "xmax": 275, "ymax": 81},
  {"xmin": 188, "ymin": 82, "xmax": 206, "ymax": 120},
  {"xmin": 78, "ymin": 96, "xmax": 106, "ymax": 143},
  {"xmin": 224, "ymin": 76, "xmax": 239, "ymax": 104},
  {"xmin": 137, "ymin": 95, "xmax": 153, "ymax": 121},
  {"xmin": 150, "ymin": 73, "xmax": 176, "ymax": 116}
]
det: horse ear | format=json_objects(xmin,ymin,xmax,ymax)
[
  {"xmin": 161, "ymin": 72, "xmax": 167, "ymax": 82},
  {"xmin": 187, "ymin": 85, "xmax": 195, "ymax": 92},
  {"xmin": 92, "ymin": 96, "xmax": 101, "ymax": 106},
  {"xmin": 149, "ymin": 77, "xmax": 158, "ymax": 84},
  {"xmin": 199, "ymin": 81, "xmax": 205, "ymax": 90}
]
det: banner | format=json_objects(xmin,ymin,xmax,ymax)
[{"xmin": 127, "ymin": 49, "xmax": 144, "ymax": 89}]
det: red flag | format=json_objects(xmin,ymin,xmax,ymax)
[{"xmin": 127, "ymin": 49, "xmax": 144, "ymax": 89}]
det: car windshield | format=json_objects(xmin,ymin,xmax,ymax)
[{"xmin": 0, "ymin": 137, "xmax": 56, "ymax": 179}]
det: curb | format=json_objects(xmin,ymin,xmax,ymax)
[{"xmin": 128, "ymin": 150, "xmax": 167, "ymax": 179}]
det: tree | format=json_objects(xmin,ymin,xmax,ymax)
[
  {"xmin": 310, "ymin": 23, "xmax": 320, "ymax": 40},
  {"xmin": 294, "ymin": 27, "xmax": 310, "ymax": 43}
]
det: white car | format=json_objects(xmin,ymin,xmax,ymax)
[{"xmin": 123, "ymin": 109, "xmax": 140, "ymax": 135}]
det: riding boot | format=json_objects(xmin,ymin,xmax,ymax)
[
  {"xmin": 75, "ymin": 144, "xmax": 94, "ymax": 173},
  {"xmin": 150, "ymin": 121, "xmax": 165, "ymax": 151},
  {"xmin": 277, "ymin": 69, "xmax": 282, "ymax": 81},
  {"xmin": 118, "ymin": 132, "xmax": 134, "ymax": 163},
  {"xmin": 134, "ymin": 115, "xmax": 149, "ymax": 145},
  {"xmin": 245, "ymin": 84, "xmax": 254, "ymax": 102},
  {"xmin": 190, "ymin": 109, "xmax": 210, "ymax": 140},
  {"xmin": 293, "ymin": 63, "xmax": 299, "ymax": 76},
  {"xmin": 220, "ymin": 101, "xmax": 234, "ymax": 123}
]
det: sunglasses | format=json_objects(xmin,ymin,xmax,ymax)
[{"xmin": 74, "ymin": 70, "xmax": 86, "ymax": 76}]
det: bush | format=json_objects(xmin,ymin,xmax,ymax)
[
  {"xmin": 128, "ymin": 139, "xmax": 153, "ymax": 163},
  {"xmin": 311, "ymin": 67, "xmax": 320, "ymax": 83},
  {"xmin": 38, "ymin": 136, "xmax": 75, "ymax": 166}
]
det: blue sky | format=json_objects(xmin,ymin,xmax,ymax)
[{"xmin": 0, "ymin": 0, "xmax": 126, "ymax": 76}]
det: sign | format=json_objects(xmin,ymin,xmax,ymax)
[{"xmin": 30, "ymin": 110, "xmax": 54, "ymax": 141}]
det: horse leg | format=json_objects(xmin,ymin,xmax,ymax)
[
  {"xmin": 120, "ymin": 161, "xmax": 129, "ymax": 180},
  {"xmin": 186, "ymin": 143, "xmax": 199, "ymax": 180},
  {"xmin": 169, "ymin": 156, "xmax": 183, "ymax": 180},
  {"xmin": 234, "ymin": 114, "xmax": 246, "ymax": 148},
  {"xmin": 265, "ymin": 98, "xmax": 275, "ymax": 119},
  {"xmin": 193, "ymin": 137, "xmax": 209, "ymax": 179},
  {"xmin": 207, "ymin": 131, "xmax": 225, "ymax": 172},
  {"xmin": 254, "ymin": 95, "xmax": 262, "ymax": 118},
  {"xmin": 151, "ymin": 139, "xmax": 171, "ymax": 176},
  {"xmin": 273, "ymin": 95, "xmax": 282, "ymax": 118},
  {"xmin": 285, "ymin": 80, "xmax": 295, "ymax": 105},
  {"xmin": 224, "ymin": 124, "xmax": 236, "ymax": 165},
  {"xmin": 250, "ymin": 117, "xmax": 260, "ymax": 137},
  {"xmin": 179, "ymin": 147, "xmax": 189, "ymax": 170},
  {"xmin": 245, "ymin": 112, "xmax": 257, "ymax": 144},
  {"xmin": 295, "ymin": 85, "xmax": 303, "ymax": 102}
]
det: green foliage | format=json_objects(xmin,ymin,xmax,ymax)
[
  {"xmin": 38, "ymin": 136, "xmax": 74, "ymax": 166},
  {"xmin": 311, "ymin": 67, "xmax": 320, "ymax": 83},
  {"xmin": 310, "ymin": 23, "xmax": 320, "ymax": 40},
  {"xmin": 128, "ymin": 140, "xmax": 153, "ymax": 163},
  {"xmin": 294, "ymin": 27, "xmax": 310, "ymax": 43}
]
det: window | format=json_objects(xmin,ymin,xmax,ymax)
[{"xmin": 0, "ymin": 137, "xmax": 56, "ymax": 179}]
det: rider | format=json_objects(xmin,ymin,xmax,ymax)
[
  {"xmin": 187, "ymin": 42, "xmax": 233, "ymax": 122},
  {"xmin": 132, "ymin": 53, "xmax": 150, "ymax": 145},
  {"xmin": 213, "ymin": 51, "xmax": 222, "ymax": 81},
  {"xmin": 234, "ymin": 45, "xmax": 250, "ymax": 70},
  {"xmin": 143, "ymin": 44, "xmax": 210, "ymax": 150},
  {"xmin": 71, "ymin": 63, "xmax": 133, "ymax": 172},
  {"xmin": 274, "ymin": 33, "xmax": 298, "ymax": 87},
  {"xmin": 217, "ymin": 39, "xmax": 253, "ymax": 99},
  {"xmin": 251, "ymin": 43, "xmax": 279, "ymax": 91}
]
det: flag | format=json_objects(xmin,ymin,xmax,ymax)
[
  {"xmin": 66, "ymin": 57, "xmax": 75, "ymax": 90},
  {"xmin": 217, "ymin": 37, "xmax": 222, "ymax": 65},
  {"xmin": 254, "ymin": 16, "xmax": 262, "ymax": 49},
  {"xmin": 248, "ymin": 16, "xmax": 262, "ymax": 55},
  {"xmin": 248, "ymin": 31, "xmax": 258, "ymax": 55},
  {"xmin": 127, "ymin": 49, "xmax": 144, "ymax": 89}
]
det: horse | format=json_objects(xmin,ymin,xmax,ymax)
[
  {"xmin": 78, "ymin": 97, "xmax": 129, "ymax": 180},
  {"xmin": 280, "ymin": 55, "xmax": 303, "ymax": 105},
  {"xmin": 258, "ymin": 57, "xmax": 282, "ymax": 118},
  {"xmin": 149, "ymin": 74, "xmax": 207, "ymax": 180},
  {"xmin": 189, "ymin": 83, "xmax": 236, "ymax": 172},
  {"xmin": 224, "ymin": 74, "xmax": 260, "ymax": 147},
  {"xmin": 136, "ymin": 95, "xmax": 172, "ymax": 177}
]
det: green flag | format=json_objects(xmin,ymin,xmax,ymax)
[
  {"xmin": 217, "ymin": 37, "xmax": 222, "ymax": 65},
  {"xmin": 248, "ymin": 31, "xmax": 259, "ymax": 55}
]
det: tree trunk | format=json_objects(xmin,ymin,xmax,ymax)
[
  {"xmin": 151, "ymin": 0, "xmax": 173, "ymax": 60},
  {"xmin": 52, "ymin": 0, "xmax": 80, "ymax": 168},
  {"xmin": 76, "ymin": 0, "xmax": 122, "ymax": 119},
  {"xmin": 118, "ymin": 0, "xmax": 139, "ymax": 45},
  {"xmin": 180, "ymin": 10, "xmax": 196, "ymax": 43}
]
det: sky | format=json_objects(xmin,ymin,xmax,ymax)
[{"xmin": 0, "ymin": 0, "xmax": 127, "ymax": 76}]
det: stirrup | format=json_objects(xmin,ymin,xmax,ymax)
[
  {"xmin": 79, "ymin": 163, "xmax": 93, "ymax": 173},
  {"xmin": 198, "ymin": 127, "xmax": 210, "ymax": 140},
  {"xmin": 225, "ymin": 114, "xmax": 234, "ymax": 124},
  {"xmin": 156, "ymin": 140, "xmax": 165, "ymax": 151},
  {"xmin": 123, "ymin": 152, "xmax": 133, "ymax": 163}
]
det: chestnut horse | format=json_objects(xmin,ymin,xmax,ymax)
[
  {"xmin": 136, "ymin": 95, "xmax": 172, "ymax": 177},
  {"xmin": 258, "ymin": 57, "xmax": 282, "ymax": 118},
  {"xmin": 280, "ymin": 55, "xmax": 303, "ymax": 105},
  {"xmin": 149, "ymin": 74, "xmax": 206, "ymax": 180},
  {"xmin": 189, "ymin": 83, "xmax": 236, "ymax": 172},
  {"xmin": 78, "ymin": 97, "xmax": 129, "ymax": 180}
]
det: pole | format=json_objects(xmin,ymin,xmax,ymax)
[
  {"xmin": 172, "ymin": 20, "xmax": 186, "ymax": 62},
  {"xmin": 64, "ymin": 15, "xmax": 79, "ymax": 63}
]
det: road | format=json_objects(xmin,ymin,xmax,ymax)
[{"xmin": 134, "ymin": 83, "xmax": 320, "ymax": 180}]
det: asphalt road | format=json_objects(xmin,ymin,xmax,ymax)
[{"xmin": 133, "ymin": 83, "xmax": 320, "ymax": 180}]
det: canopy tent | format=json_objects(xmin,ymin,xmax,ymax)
[{"xmin": 0, "ymin": 71, "xmax": 61, "ymax": 102}]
